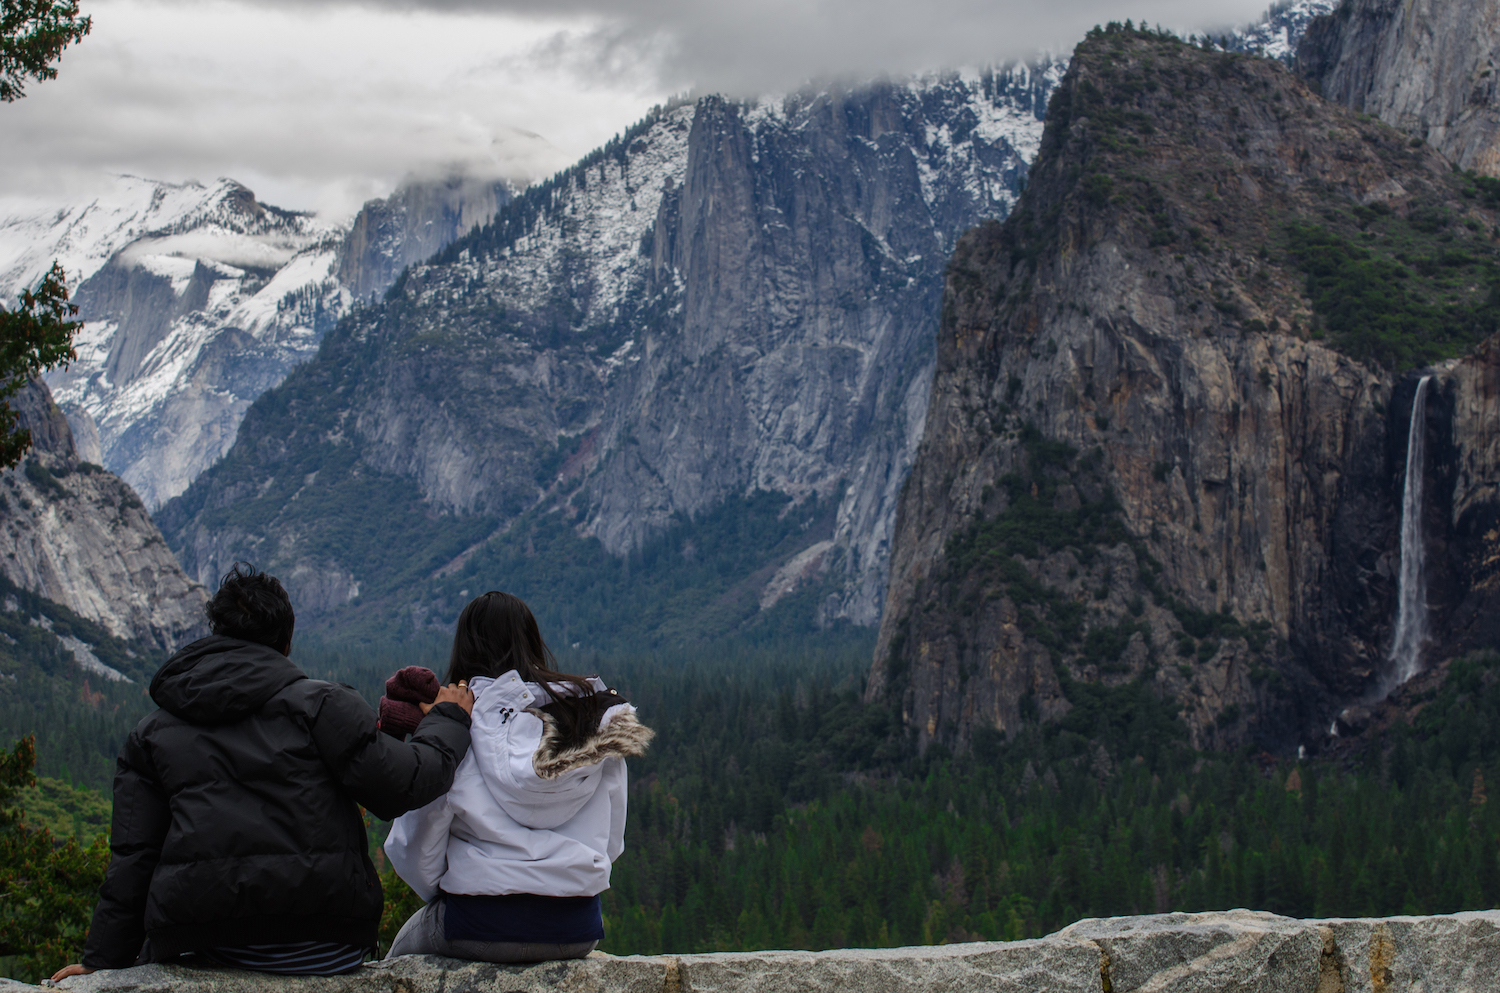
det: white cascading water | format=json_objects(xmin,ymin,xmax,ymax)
[{"xmin": 1388, "ymin": 375, "xmax": 1432, "ymax": 687}]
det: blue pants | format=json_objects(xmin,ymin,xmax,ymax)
[{"xmin": 385, "ymin": 900, "xmax": 598, "ymax": 964}]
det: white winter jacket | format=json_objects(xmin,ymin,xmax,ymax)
[{"xmin": 383, "ymin": 671, "xmax": 652, "ymax": 902}]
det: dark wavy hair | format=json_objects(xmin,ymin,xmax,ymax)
[
  {"xmin": 205, "ymin": 562, "xmax": 295, "ymax": 652},
  {"xmin": 446, "ymin": 592, "xmax": 607, "ymax": 747}
]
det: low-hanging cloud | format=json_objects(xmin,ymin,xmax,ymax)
[
  {"xmin": 0, "ymin": 0, "xmax": 655, "ymax": 216},
  {"xmin": 234, "ymin": 0, "xmax": 1278, "ymax": 94},
  {"xmin": 0, "ymin": 0, "xmax": 1280, "ymax": 217}
]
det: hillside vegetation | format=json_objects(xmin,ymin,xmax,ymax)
[{"xmin": 12, "ymin": 645, "xmax": 1500, "ymax": 971}]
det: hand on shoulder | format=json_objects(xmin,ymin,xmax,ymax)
[{"xmin": 421, "ymin": 681, "xmax": 475, "ymax": 716}]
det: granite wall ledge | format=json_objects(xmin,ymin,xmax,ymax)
[{"xmin": 7, "ymin": 909, "xmax": 1500, "ymax": 993}]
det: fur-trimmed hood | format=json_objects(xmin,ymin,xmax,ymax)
[
  {"xmin": 467, "ymin": 671, "xmax": 654, "ymax": 781},
  {"xmin": 532, "ymin": 706, "xmax": 655, "ymax": 780}
]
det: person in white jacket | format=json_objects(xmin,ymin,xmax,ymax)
[{"xmin": 383, "ymin": 592, "xmax": 653, "ymax": 962}]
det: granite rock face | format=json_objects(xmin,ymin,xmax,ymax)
[
  {"xmin": 1435, "ymin": 336, "xmax": 1500, "ymax": 657},
  {"xmin": 1298, "ymin": 0, "xmax": 1500, "ymax": 175},
  {"xmin": 30, "ymin": 174, "xmax": 513, "ymax": 511},
  {"xmin": 157, "ymin": 69, "xmax": 1064, "ymax": 624},
  {"xmin": 870, "ymin": 28, "xmax": 1500, "ymax": 753},
  {"xmin": 29, "ymin": 911, "xmax": 1500, "ymax": 993},
  {"xmin": 0, "ymin": 379, "xmax": 206, "ymax": 650},
  {"xmin": 36, "ymin": 178, "xmax": 348, "ymax": 510},
  {"xmin": 147, "ymin": 10, "xmax": 1336, "ymax": 631},
  {"xmin": 336, "ymin": 174, "xmax": 515, "ymax": 303}
]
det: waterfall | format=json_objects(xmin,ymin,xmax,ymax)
[{"xmin": 1388, "ymin": 375, "xmax": 1432, "ymax": 687}]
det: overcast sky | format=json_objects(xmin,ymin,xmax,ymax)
[{"xmin": 0, "ymin": 0, "xmax": 1274, "ymax": 219}]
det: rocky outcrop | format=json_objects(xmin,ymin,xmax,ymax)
[
  {"xmin": 870, "ymin": 26, "xmax": 1500, "ymax": 753},
  {"xmin": 1438, "ymin": 336, "xmax": 1500, "ymax": 654},
  {"xmin": 1298, "ymin": 0, "xmax": 1500, "ymax": 174},
  {"xmin": 26, "ymin": 911, "xmax": 1500, "ymax": 993},
  {"xmin": 0, "ymin": 379, "xmax": 205, "ymax": 650},
  {"xmin": 37, "ymin": 178, "xmax": 348, "ymax": 510},
  {"xmin": 336, "ymin": 173, "xmax": 515, "ymax": 302}
]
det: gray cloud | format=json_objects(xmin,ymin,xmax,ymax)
[
  {"xmin": 0, "ymin": 0, "xmax": 654, "ymax": 215},
  {"xmin": 0, "ymin": 0, "xmax": 1278, "ymax": 217},
  {"xmin": 230, "ymin": 0, "xmax": 1277, "ymax": 94}
]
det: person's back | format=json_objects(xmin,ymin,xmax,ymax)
[
  {"xmin": 53, "ymin": 563, "xmax": 475, "ymax": 980},
  {"xmin": 382, "ymin": 592, "xmax": 652, "ymax": 962}
]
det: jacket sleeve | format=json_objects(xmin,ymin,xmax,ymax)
[
  {"xmin": 383, "ymin": 795, "xmax": 455, "ymax": 903},
  {"xmin": 310, "ymin": 683, "xmax": 472, "ymax": 822},
  {"xmin": 81, "ymin": 728, "xmax": 170, "ymax": 969}
]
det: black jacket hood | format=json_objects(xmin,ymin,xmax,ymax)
[{"xmin": 151, "ymin": 636, "xmax": 306, "ymax": 725}]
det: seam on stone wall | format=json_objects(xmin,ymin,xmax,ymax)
[
  {"xmin": 1369, "ymin": 922, "xmax": 1395, "ymax": 993},
  {"xmin": 1316, "ymin": 925, "xmax": 1347, "ymax": 993},
  {"xmin": 1094, "ymin": 941, "xmax": 1114, "ymax": 993},
  {"xmin": 663, "ymin": 956, "xmax": 683, "ymax": 993}
]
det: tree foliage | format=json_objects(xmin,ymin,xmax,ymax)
[
  {"xmin": 0, "ymin": 736, "xmax": 109, "ymax": 984},
  {"xmin": 0, "ymin": 0, "xmax": 90, "ymax": 102},
  {"xmin": 0, "ymin": 262, "xmax": 80, "ymax": 468},
  {"xmin": 2, "ymin": 0, "xmax": 88, "ymax": 464},
  {"xmin": 11, "ymin": 649, "xmax": 1500, "ymax": 973},
  {"xmin": 586, "ymin": 651, "xmax": 1500, "ymax": 953}
]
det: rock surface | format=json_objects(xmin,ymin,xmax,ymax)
[
  {"xmin": 18, "ymin": 911, "xmax": 1499, "ymax": 993},
  {"xmin": 0, "ymin": 379, "xmax": 205, "ymax": 650},
  {"xmin": 156, "ymin": 69, "xmax": 1064, "ymax": 625},
  {"xmin": 26, "ymin": 178, "xmax": 347, "ymax": 510},
  {"xmin": 151, "ymin": 4, "xmax": 1335, "ymax": 633},
  {"xmin": 1438, "ymin": 336, "xmax": 1500, "ymax": 656},
  {"xmin": 13, "ymin": 173, "xmax": 513, "ymax": 511},
  {"xmin": 1298, "ymin": 0, "xmax": 1500, "ymax": 175},
  {"xmin": 336, "ymin": 173, "xmax": 515, "ymax": 303},
  {"xmin": 870, "ymin": 27, "xmax": 1500, "ymax": 753}
]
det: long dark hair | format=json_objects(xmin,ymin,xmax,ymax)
[{"xmin": 446, "ymin": 592, "xmax": 610, "ymax": 750}]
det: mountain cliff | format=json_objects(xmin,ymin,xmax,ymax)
[
  {"xmin": 869, "ymin": 24, "xmax": 1500, "ymax": 754},
  {"xmin": 0, "ymin": 379, "xmax": 205, "ymax": 650},
  {"xmin": 337, "ymin": 173, "xmax": 516, "ymax": 302},
  {"xmin": 1298, "ymin": 0, "xmax": 1500, "ymax": 175},
  {"xmin": 1, "ymin": 174, "xmax": 514, "ymax": 510},
  {"xmin": 156, "ymin": 68, "xmax": 1063, "ymax": 630}
]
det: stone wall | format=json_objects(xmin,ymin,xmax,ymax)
[{"xmin": 11, "ymin": 910, "xmax": 1500, "ymax": 993}]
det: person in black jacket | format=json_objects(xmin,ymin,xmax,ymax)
[{"xmin": 49, "ymin": 563, "xmax": 474, "ymax": 980}]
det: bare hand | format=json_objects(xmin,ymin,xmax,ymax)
[
  {"xmin": 420, "ymin": 681, "xmax": 474, "ymax": 716},
  {"xmin": 49, "ymin": 964, "xmax": 94, "ymax": 984}
]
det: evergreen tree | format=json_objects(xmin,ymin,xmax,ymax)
[
  {"xmin": 0, "ymin": 737, "xmax": 109, "ymax": 983},
  {"xmin": 1, "ymin": 1, "xmax": 88, "ymax": 465},
  {"xmin": 1, "ymin": 0, "xmax": 90, "ymax": 102}
]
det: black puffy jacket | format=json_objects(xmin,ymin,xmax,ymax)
[{"xmin": 81, "ymin": 637, "xmax": 471, "ymax": 967}]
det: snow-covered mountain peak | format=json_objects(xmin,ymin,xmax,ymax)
[
  {"xmin": 0, "ymin": 175, "xmax": 339, "ymax": 304},
  {"xmin": 31, "ymin": 165, "xmax": 513, "ymax": 510},
  {"xmin": 1229, "ymin": 0, "xmax": 1339, "ymax": 64}
]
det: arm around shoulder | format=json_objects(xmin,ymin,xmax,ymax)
[{"xmin": 311, "ymin": 684, "xmax": 472, "ymax": 822}]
